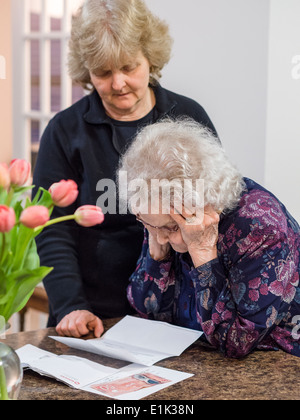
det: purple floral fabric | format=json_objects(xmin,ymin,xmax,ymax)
[{"xmin": 127, "ymin": 178, "xmax": 300, "ymax": 358}]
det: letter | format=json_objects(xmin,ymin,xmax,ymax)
[
  {"xmin": 149, "ymin": 179, "xmax": 160, "ymax": 215},
  {"xmin": 106, "ymin": 407, "xmax": 112, "ymax": 415},
  {"xmin": 164, "ymin": 405, "xmax": 173, "ymax": 415},
  {"xmin": 96, "ymin": 179, "xmax": 117, "ymax": 214},
  {"xmin": 0, "ymin": 55, "xmax": 6, "ymax": 80},
  {"xmin": 183, "ymin": 178, "xmax": 204, "ymax": 223},
  {"xmin": 186, "ymin": 405, "xmax": 194, "ymax": 415},
  {"xmin": 150, "ymin": 405, "xmax": 157, "ymax": 415},
  {"xmin": 134, "ymin": 407, "xmax": 140, "ymax": 418},
  {"xmin": 291, "ymin": 55, "xmax": 300, "ymax": 80},
  {"xmin": 128, "ymin": 178, "xmax": 149, "ymax": 214},
  {"xmin": 112, "ymin": 405, "xmax": 122, "ymax": 414},
  {"xmin": 124, "ymin": 407, "xmax": 135, "ymax": 415},
  {"xmin": 118, "ymin": 170, "xmax": 128, "ymax": 214},
  {"xmin": 150, "ymin": 178, "xmax": 183, "ymax": 215}
]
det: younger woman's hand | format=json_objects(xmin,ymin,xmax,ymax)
[{"xmin": 56, "ymin": 310, "xmax": 104, "ymax": 338}]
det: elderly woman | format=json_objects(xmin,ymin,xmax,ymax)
[
  {"xmin": 119, "ymin": 118, "xmax": 300, "ymax": 358},
  {"xmin": 33, "ymin": 0, "xmax": 217, "ymax": 338}
]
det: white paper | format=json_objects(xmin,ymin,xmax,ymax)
[
  {"xmin": 50, "ymin": 315, "xmax": 202, "ymax": 366},
  {"xmin": 16, "ymin": 344, "xmax": 117, "ymax": 388},
  {"xmin": 17, "ymin": 344, "xmax": 54, "ymax": 366},
  {"xmin": 84, "ymin": 363, "xmax": 194, "ymax": 400},
  {"xmin": 16, "ymin": 344, "xmax": 194, "ymax": 400}
]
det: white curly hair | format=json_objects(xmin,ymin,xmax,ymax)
[{"xmin": 118, "ymin": 118, "xmax": 245, "ymax": 215}]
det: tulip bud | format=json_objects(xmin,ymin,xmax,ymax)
[
  {"xmin": 49, "ymin": 179, "xmax": 79, "ymax": 207},
  {"xmin": 0, "ymin": 205, "xmax": 16, "ymax": 232},
  {"xmin": 9, "ymin": 159, "xmax": 31, "ymax": 186},
  {"xmin": 0, "ymin": 163, "xmax": 10, "ymax": 189},
  {"xmin": 74, "ymin": 205, "xmax": 104, "ymax": 227},
  {"xmin": 20, "ymin": 206, "xmax": 50, "ymax": 229}
]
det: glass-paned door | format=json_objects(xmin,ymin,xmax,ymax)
[{"xmin": 14, "ymin": 0, "xmax": 85, "ymax": 168}]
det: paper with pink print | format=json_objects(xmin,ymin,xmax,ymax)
[
  {"xmin": 85, "ymin": 363, "xmax": 193, "ymax": 400},
  {"xmin": 16, "ymin": 345, "xmax": 193, "ymax": 400}
]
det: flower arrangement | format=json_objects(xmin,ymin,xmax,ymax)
[{"xmin": 0, "ymin": 159, "xmax": 104, "ymax": 325}]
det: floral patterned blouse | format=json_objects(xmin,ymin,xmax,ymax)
[{"xmin": 127, "ymin": 178, "xmax": 300, "ymax": 358}]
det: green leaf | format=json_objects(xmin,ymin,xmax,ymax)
[
  {"xmin": 12, "ymin": 185, "xmax": 34, "ymax": 194},
  {"xmin": 0, "ymin": 269, "xmax": 6, "ymax": 297},
  {"xmin": 13, "ymin": 267, "xmax": 53, "ymax": 315},
  {"xmin": 9, "ymin": 225, "xmax": 35, "ymax": 272},
  {"xmin": 0, "ymin": 269, "xmax": 8, "ymax": 305},
  {"xmin": 12, "ymin": 200, "xmax": 24, "ymax": 220},
  {"xmin": 9, "ymin": 186, "xmax": 34, "ymax": 208},
  {"xmin": 0, "ymin": 266, "xmax": 53, "ymax": 321},
  {"xmin": 22, "ymin": 239, "xmax": 40, "ymax": 270},
  {"xmin": 0, "ymin": 188, "xmax": 8, "ymax": 205},
  {"xmin": 0, "ymin": 232, "xmax": 13, "ymax": 274},
  {"xmin": 30, "ymin": 186, "xmax": 42, "ymax": 205},
  {"xmin": 32, "ymin": 187, "xmax": 54, "ymax": 214}
]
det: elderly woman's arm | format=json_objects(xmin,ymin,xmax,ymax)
[
  {"xmin": 190, "ymin": 195, "xmax": 299, "ymax": 358},
  {"xmin": 128, "ymin": 191, "xmax": 299, "ymax": 358},
  {"xmin": 127, "ymin": 230, "xmax": 176, "ymax": 321}
]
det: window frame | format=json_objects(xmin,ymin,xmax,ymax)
[{"xmin": 12, "ymin": 0, "xmax": 80, "ymax": 164}]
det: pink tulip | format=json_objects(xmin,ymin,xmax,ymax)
[
  {"xmin": 0, "ymin": 205, "xmax": 16, "ymax": 232},
  {"xmin": 49, "ymin": 179, "xmax": 79, "ymax": 207},
  {"xmin": 9, "ymin": 159, "xmax": 31, "ymax": 186},
  {"xmin": 74, "ymin": 205, "xmax": 104, "ymax": 227},
  {"xmin": 0, "ymin": 163, "xmax": 10, "ymax": 189},
  {"xmin": 20, "ymin": 206, "xmax": 50, "ymax": 229}
]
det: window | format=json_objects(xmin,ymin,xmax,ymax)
[{"xmin": 12, "ymin": 0, "xmax": 85, "ymax": 168}]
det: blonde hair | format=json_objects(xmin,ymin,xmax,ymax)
[
  {"xmin": 68, "ymin": 0, "xmax": 173, "ymax": 89},
  {"xmin": 118, "ymin": 118, "xmax": 245, "ymax": 214}
]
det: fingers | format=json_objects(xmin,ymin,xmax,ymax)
[
  {"xmin": 170, "ymin": 206, "xmax": 202, "ymax": 227},
  {"xmin": 170, "ymin": 205, "xmax": 220, "ymax": 227},
  {"xmin": 56, "ymin": 311, "xmax": 88, "ymax": 338},
  {"xmin": 56, "ymin": 310, "xmax": 104, "ymax": 338},
  {"xmin": 87, "ymin": 317, "xmax": 104, "ymax": 338},
  {"xmin": 169, "ymin": 206, "xmax": 187, "ymax": 226}
]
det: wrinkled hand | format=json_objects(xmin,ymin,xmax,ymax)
[
  {"xmin": 148, "ymin": 230, "xmax": 171, "ymax": 261},
  {"xmin": 170, "ymin": 205, "xmax": 220, "ymax": 267},
  {"xmin": 56, "ymin": 310, "xmax": 104, "ymax": 338}
]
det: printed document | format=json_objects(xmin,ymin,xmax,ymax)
[
  {"xmin": 16, "ymin": 345, "xmax": 193, "ymax": 400},
  {"xmin": 17, "ymin": 344, "xmax": 116, "ymax": 388},
  {"xmin": 50, "ymin": 315, "xmax": 203, "ymax": 366},
  {"xmin": 84, "ymin": 363, "xmax": 193, "ymax": 400}
]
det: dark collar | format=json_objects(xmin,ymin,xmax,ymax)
[{"xmin": 83, "ymin": 83, "xmax": 177, "ymax": 125}]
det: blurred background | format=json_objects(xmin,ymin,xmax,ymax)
[{"xmin": 0, "ymin": 0, "xmax": 299, "ymax": 331}]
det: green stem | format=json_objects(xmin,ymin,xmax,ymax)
[
  {"xmin": 0, "ymin": 363, "xmax": 9, "ymax": 400},
  {"xmin": 0, "ymin": 233, "xmax": 6, "ymax": 266},
  {"xmin": 5, "ymin": 188, "xmax": 15, "ymax": 207},
  {"xmin": 33, "ymin": 214, "xmax": 76, "ymax": 233}
]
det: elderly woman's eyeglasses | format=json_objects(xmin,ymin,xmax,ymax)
[{"xmin": 136, "ymin": 215, "xmax": 179, "ymax": 233}]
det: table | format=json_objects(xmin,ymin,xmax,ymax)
[{"xmin": 1, "ymin": 318, "xmax": 300, "ymax": 400}]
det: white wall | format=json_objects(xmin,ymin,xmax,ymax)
[
  {"xmin": 145, "ymin": 0, "xmax": 270, "ymax": 183},
  {"xmin": 145, "ymin": 0, "xmax": 300, "ymax": 223},
  {"xmin": 265, "ymin": 0, "xmax": 300, "ymax": 222}
]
